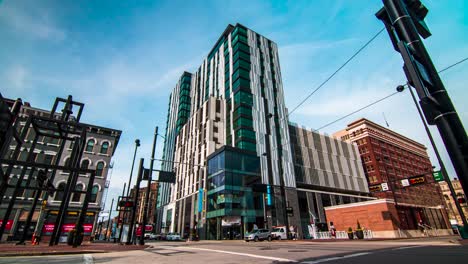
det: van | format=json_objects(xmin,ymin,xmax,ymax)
[{"xmin": 271, "ymin": 226, "xmax": 287, "ymax": 240}]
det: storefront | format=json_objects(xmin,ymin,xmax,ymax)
[{"xmin": 206, "ymin": 146, "xmax": 264, "ymax": 240}]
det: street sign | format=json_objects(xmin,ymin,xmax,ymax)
[
  {"xmin": 381, "ymin": 182, "xmax": 389, "ymax": 191},
  {"xmin": 433, "ymin": 171, "xmax": 444, "ymax": 182},
  {"xmin": 401, "ymin": 179, "xmax": 410, "ymax": 187},
  {"xmin": 156, "ymin": 171, "xmax": 176, "ymax": 183}
]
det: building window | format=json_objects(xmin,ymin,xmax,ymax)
[
  {"xmin": 96, "ymin": 162, "xmax": 104, "ymax": 176},
  {"xmin": 44, "ymin": 154, "xmax": 54, "ymax": 165},
  {"xmin": 72, "ymin": 183, "xmax": 84, "ymax": 202},
  {"xmin": 100, "ymin": 142, "xmax": 109, "ymax": 154},
  {"xmin": 55, "ymin": 183, "xmax": 66, "ymax": 201},
  {"xmin": 86, "ymin": 139, "xmax": 95, "ymax": 152},
  {"xmin": 81, "ymin": 159, "xmax": 90, "ymax": 170},
  {"xmin": 90, "ymin": 185, "xmax": 99, "ymax": 203}
]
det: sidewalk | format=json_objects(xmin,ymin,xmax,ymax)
[{"xmin": 0, "ymin": 242, "xmax": 148, "ymax": 257}]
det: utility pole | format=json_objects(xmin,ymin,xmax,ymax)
[
  {"xmin": 127, "ymin": 158, "xmax": 144, "ymax": 245},
  {"xmin": 140, "ymin": 126, "xmax": 158, "ymax": 245},
  {"xmin": 105, "ymin": 198, "xmax": 114, "ymax": 240},
  {"xmin": 377, "ymin": 0, "xmax": 468, "ymax": 234}
]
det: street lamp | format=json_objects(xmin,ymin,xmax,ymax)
[
  {"xmin": 118, "ymin": 139, "xmax": 140, "ymax": 243},
  {"xmin": 126, "ymin": 139, "xmax": 141, "ymax": 197}
]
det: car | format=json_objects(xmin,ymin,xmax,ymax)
[
  {"xmin": 144, "ymin": 233, "xmax": 151, "ymax": 240},
  {"xmin": 245, "ymin": 229, "xmax": 272, "ymax": 242},
  {"xmin": 271, "ymin": 226, "xmax": 287, "ymax": 240},
  {"xmin": 148, "ymin": 233, "xmax": 158, "ymax": 240},
  {"xmin": 166, "ymin": 233, "xmax": 181, "ymax": 241}
]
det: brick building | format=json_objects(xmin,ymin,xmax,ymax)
[
  {"xmin": 334, "ymin": 118, "xmax": 449, "ymax": 231},
  {"xmin": 439, "ymin": 179, "xmax": 468, "ymax": 225}
]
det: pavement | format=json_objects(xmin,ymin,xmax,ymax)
[
  {"xmin": 0, "ymin": 241, "xmax": 148, "ymax": 257},
  {"xmin": 0, "ymin": 236, "xmax": 467, "ymax": 264}
]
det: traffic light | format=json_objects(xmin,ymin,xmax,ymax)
[
  {"xmin": 404, "ymin": 0, "xmax": 431, "ymax": 39},
  {"xmin": 118, "ymin": 200, "xmax": 134, "ymax": 208}
]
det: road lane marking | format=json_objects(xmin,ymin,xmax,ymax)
[
  {"xmin": 83, "ymin": 254, "xmax": 94, "ymax": 264},
  {"xmin": 302, "ymin": 252, "xmax": 370, "ymax": 264},
  {"xmin": 391, "ymin": 245, "xmax": 425, "ymax": 250},
  {"xmin": 176, "ymin": 246, "xmax": 297, "ymax": 262}
]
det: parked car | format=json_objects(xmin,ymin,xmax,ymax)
[
  {"xmin": 166, "ymin": 233, "xmax": 181, "ymax": 241},
  {"xmin": 149, "ymin": 233, "xmax": 158, "ymax": 240},
  {"xmin": 271, "ymin": 226, "xmax": 287, "ymax": 240},
  {"xmin": 144, "ymin": 233, "xmax": 151, "ymax": 240},
  {"xmin": 245, "ymin": 229, "xmax": 272, "ymax": 242}
]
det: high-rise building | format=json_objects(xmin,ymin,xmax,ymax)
[
  {"xmin": 334, "ymin": 118, "xmax": 449, "ymax": 230},
  {"xmin": 157, "ymin": 24, "xmax": 375, "ymax": 240},
  {"xmin": 157, "ymin": 24, "xmax": 296, "ymax": 238}
]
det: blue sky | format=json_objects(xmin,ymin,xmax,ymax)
[{"xmin": 1, "ymin": 0, "xmax": 467, "ymax": 217}]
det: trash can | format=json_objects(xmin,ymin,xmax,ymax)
[{"xmin": 457, "ymin": 225, "xmax": 468, "ymax": 239}]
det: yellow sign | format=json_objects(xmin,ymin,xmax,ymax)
[
  {"xmin": 86, "ymin": 212, "xmax": 96, "ymax": 216},
  {"xmin": 49, "ymin": 210, "xmax": 59, "ymax": 215}
]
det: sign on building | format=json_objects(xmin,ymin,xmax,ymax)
[
  {"xmin": 381, "ymin": 182, "xmax": 389, "ymax": 191},
  {"xmin": 433, "ymin": 171, "xmax": 444, "ymax": 182}
]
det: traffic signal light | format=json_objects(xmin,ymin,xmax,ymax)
[
  {"xmin": 404, "ymin": 0, "xmax": 431, "ymax": 39},
  {"xmin": 118, "ymin": 200, "xmax": 134, "ymax": 208}
]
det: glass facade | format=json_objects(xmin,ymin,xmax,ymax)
[{"xmin": 206, "ymin": 147, "xmax": 263, "ymax": 239}]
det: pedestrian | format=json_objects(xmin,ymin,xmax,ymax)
[{"xmin": 329, "ymin": 222, "xmax": 336, "ymax": 239}]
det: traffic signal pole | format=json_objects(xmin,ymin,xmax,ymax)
[
  {"xmin": 378, "ymin": 0, "xmax": 468, "ymax": 230},
  {"xmin": 140, "ymin": 126, "xmax": 158, "ymax": 245},
  {"xmin": 406, "ymin": 85, "xmax": 467, "ymax": 225},
  {"xmin": 127, "ymin": 158, "xmax": 144, "ymax": 245}
]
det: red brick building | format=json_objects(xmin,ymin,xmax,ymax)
[
  {"xmin": 325, "ymin": 199, "xmax": 452, "ymax": 238},
  {"xmin": 334, "ymin": 118, "xmax": 449, "ymax": 231},
  {"xmin": 119, "ymin": 182, "xmax": 159, "ymax": 226}
]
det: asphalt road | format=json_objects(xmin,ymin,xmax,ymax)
[{"xmin": 0, "ymin": 237, "xmax": 466, "ymax": 264}]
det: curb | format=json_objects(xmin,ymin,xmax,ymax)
[{"xmin": 0, "ymin": 250, "xmax": 107, "ymax": 257}]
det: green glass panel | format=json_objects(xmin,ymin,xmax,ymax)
[
  {"xmin": 232, "ymin": 78, "xmax": 250, "ymax": 92},
  {"xmin": 232, "ymin": 42, "xmax": 250, "ymax": 54},
  {"xmin": 233, "ymin": 59, "xmax": 251, "ymax": 71},
  {"xmin": 234, "ymin": 117, "xmax": 253, "ymax": 129},
  {"xmin": 236, "ymin": 140, "xmax": 256, "ymax": 152},
  {"xmin": 236, "ymin": 129, "xmax": 256, "ymax": 140},
  {"xmin": 232, "ymin": 68, "xmax": 250, "ymax": 82},
  {"xmin": 234, "ymin": 90, "xmax": 253, "ymax": 106},
  {"xmin": 233, "ymin": 50, "xmax": 250, "ymax": 63}
]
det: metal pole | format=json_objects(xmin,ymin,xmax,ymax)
[
  {"xmin": 117, "ymin": 182, "xmax": 126, "ymax": 243},
  {"xmin": 0, "ymin": 137, "xmax": 38, "ymax": 240},
  {"xmin": 127, "ymin": 158, "xmax": 144, "ymax": 245},
  {"xmin": 105, "ymin": 198, "xmax": 114, "ymax": 240},
  {"xmin": 73, "ymin": 170, "xmax": 96, "ymax": 248},
  {"xmin": 407, "ymin": 86, "xmax": 467, "ymax": 225},
  {"xmin": 382, "ymin": 0, "xmax": 468, "ymax": 222},
  {"xmin": 126, "ymin": 139, "xmax": 141, "ymax": 197},
  {"xmin": 51, "ymin": 130, "xmax": 86, "ymax": 246},
  {"xmin": 140, "ymin": 127, "xmax": 158, "ymax": 245}
]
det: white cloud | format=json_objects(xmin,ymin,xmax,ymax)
[
  {"xmin": 4, "ymin": 65, "xmax": 27, "ymax": 91},
  {"xmin": 0, "ymin": 3, "xmax": 66, "ymax": 41}
]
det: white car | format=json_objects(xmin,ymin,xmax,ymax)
[
  {"xmin": 166, "ymin": 233, "xmax": 181, "ymax": 241},
  {"xmin": 271, "ymin": 226, "xmax": 287, "ymax": 240}
]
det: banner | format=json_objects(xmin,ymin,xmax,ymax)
[{"xmin": 42, "ymin": 223, "xmax": 94, "ymax": 235}]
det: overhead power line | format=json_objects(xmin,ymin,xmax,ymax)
[
  {"xmin": 313, "ymin": 55, "xmax": 468, "ymax": 131},
  {"xmin": 316, "ymin": 91, "xmax": 400, "ymax": 131},
  {"xmin": 438, "ymin": 56, "xmax": 468, "ymax": 74},
  {"xmin": 288, "ymin": 27, "xmax": 385, "ymax": 117}
]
